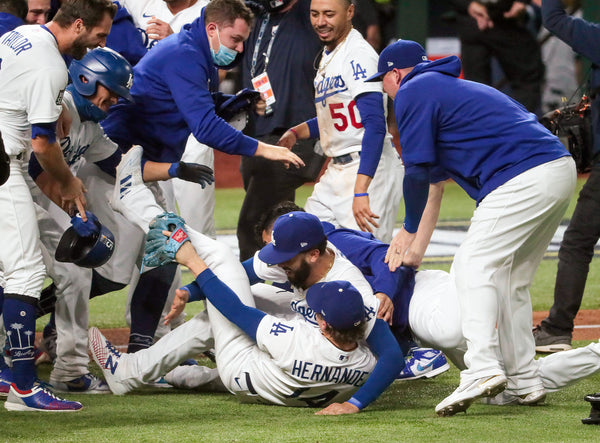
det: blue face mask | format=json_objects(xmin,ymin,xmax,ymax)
[{"xmin": 210, "ymin": 27, "xmax": 238, "ymax": 67}]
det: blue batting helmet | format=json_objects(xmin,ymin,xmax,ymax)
[
  {"xmin": 69, "ymin": 48, "xmax": 133, "ymax": 102},
  {"xmin": 55, "ymin": 220, "xmax": 115, "ymax": 268}
]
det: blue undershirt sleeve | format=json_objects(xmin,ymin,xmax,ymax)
[
  {"xmin": 28, "ymin": 155, "xmax": 44, "ymax": 181},
  {"xmin": 195, "ymin": 269, "xmax": 265, "ymax": 341},
  {"xmin": 306, "ymin": 117, "xmax": 320, "ymax": 139},
  {"xmin": 402, "ymin": 164, "xmax": 431, "ymax": 233},
  {"xmin": 180, "ymin": 281, "xmax": 205, "ymax": 303},
  {"xmin": 355, "ymin": 92, "xmax": 386, "ymax": 177},
  {"xmin": 347, "ymin": 319, "xmax": 404, "ymax": 409},
  {"xmin": 94, "ymin": 149, "xmax": 122, "ymax": 177},
  {"xmin": 241, "ymin": 258, "xmax": 263, "ymax": 285},
  {"xmin": 31, "ymin": 122, "xmax": 57, "ymax": 144}
]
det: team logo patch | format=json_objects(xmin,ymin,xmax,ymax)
[
  {"xmin": 171, "ymin": 228, "xmax": 188, "ymax": 243},
  {"xmin": 55, "ymin": 89, "xmax": 64, "ymax": 105}
]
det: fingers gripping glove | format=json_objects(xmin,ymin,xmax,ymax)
[
  {"xmin": 70, "ymin": 211, "xmax": 101, "ymax": 237},
  {"xmin": 143, "ymin": 225, "xmax": 190, "ymax": 268},
  {"xmin": 168, "ymin": 162, "xmax": 215, "ymax": 188}
]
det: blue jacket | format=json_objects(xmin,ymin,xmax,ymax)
[
  {"xmin": 102, "ymin": 8, "xmax": 258, "ymax": 163},
  {"xmin": 542, "ymin": 0, "xmax": 600, "ymax": 160},
  {"xmin": 396, "ymin": 56, "xmax": 569, "ymax": 204},
  {"xmin": 106, "ymin": 2, "xmax": 147, "ymax": 66},
  {"xmin": 0, "ymin": 12, "xmax": 23, "ymax": 37}
]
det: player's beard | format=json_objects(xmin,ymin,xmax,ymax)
[
  {"xmin": 70, "ymin": 35, "xmax": 95, "ymax": 60},
  {"xmin": 287, "ymin": 260, "xmax": 311, "ymax": 290}
]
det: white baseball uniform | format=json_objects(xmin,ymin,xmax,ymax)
[
  {"xmin": 27, "ymin": 90, "xmax": 144, "ymax": 382},
  {"xmin": 97, "ymin": 229, "xmax": 378, "ymax": 406},
  {"xmin": 0, "ymin": 25, "xmax": 67, "ymax": 299},
  {"xmin": 306, "ymin": 28, "xmax": 404, "ymax": 242}
]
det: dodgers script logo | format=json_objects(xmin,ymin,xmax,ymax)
[{"xmin": 315, "ymin": 75, "xmax": 347, "ymax": 107}]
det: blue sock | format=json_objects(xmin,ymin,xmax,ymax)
[
  {"xmin": 3, "ymin": 296, "xmax": 36, "ymax": 390},
  {"xmin": 128, "ymin": 263, "xmax": 177, "ymax": 353}
]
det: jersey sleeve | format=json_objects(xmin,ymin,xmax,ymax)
[
  {"xmin": 251, "ymin": 251, "xmax": 289, "ymax": 284},
  {"xmin": 25, "ymin": 66, "xmax": 66, "ymax": 125},
  {"xmin": 82, "ymin": 125, "xmax": 119, "ymax": 163},
  {"xmin": 341, "ymin": 41, "xmax": 382, "ymax": 100},
  {"xmin": 255, "ymin": 314, "xmax": 300, "ymax": 359}
]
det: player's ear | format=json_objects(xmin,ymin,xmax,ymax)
[
  {"xmin": 73, "ymin": 18, "xmax": 85, "ymax": 34},
  {"xmin": 347, "ymin": 2, "xmax": 354, "ymax": 20}
]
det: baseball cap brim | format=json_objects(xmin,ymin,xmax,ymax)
[
  {"xmin": 258, "ymin": 243, "xmax": 298, "ymax": 266},
  {"xmin": 365, "ymin": 70, "xmax": 387, "ymax": 82}
]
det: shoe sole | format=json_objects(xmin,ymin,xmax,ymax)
[
  {"xmin": 535, "ymin": 343, "xmax": 572, "ymax": 353},
  {"xmin": 49, "ymin": 382, "xmax": 111, "ymax": 395},
  {"xmin": 398, "ymin": 361, "xmax": 451, "ymax": 381},
  {"xmin": 436, "ymin": 376, "xmax": 508, "ymax": 417},
  {"xmin": 4, "ymin": 401, "xmax": 81, "ymax": 412}
]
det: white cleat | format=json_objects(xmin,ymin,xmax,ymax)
[
  {"xmin": 435, "ymin": 374, "xmax": 508, "ymax": 416},
  {"xmin": 88, "ymin": 327, "xmax": 132, "ymax": 396},
  {"xmin": 110, "ymin": 145, "xmax": 144, "ymax": 216}
]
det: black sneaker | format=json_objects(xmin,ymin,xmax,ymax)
[{"xmin": 533, "ymin": 325, "xmax": 572, "ymax": 353}]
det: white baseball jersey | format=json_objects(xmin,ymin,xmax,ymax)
[
  {"xmin": 60, "ymin": 91, "xmax": 118, "ymax": 167},
  {"xmin": 237, "ymin": 314, "xmax": 376, "ymax": 407},
  {"xmin": 314, "ymin": 28, "xmax": 390, "ymax": 157},
  {"xmin": 252, "ymin": 242, "xmax": 379, "ymax": 337},
  {"xmin": 0, "ymin": 25, "xmax": 67, "ymax": 155},
  {"xmin": 119, "ymin": 0, "xmax": 207, "ymax": 49}
]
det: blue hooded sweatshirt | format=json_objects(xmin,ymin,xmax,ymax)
[
  {"xmin": 102, "ymin": 8, "xmax": 258, "ymax": 163},
  {"xmin": 396, "ymin": 55, "xmax": 569, "ymax": 205}
]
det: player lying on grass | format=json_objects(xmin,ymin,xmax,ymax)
[{"xmin": 89, "ymin": 216, "xmax": 404, "ymax": 415}]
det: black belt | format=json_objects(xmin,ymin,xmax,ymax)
[{"xmin": 332, "ymin": 152, "xmax": 360, "ymax": 165}]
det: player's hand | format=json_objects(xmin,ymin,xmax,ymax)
[
  {"xmin": 504, "ymin": 1, "xmax": 526, "ymax": 19},
  {"xmin": 277, "ymin": 130, "xmax": 297, "ymax": 150},
  {"xmin": 374, "ymin": 292, "xmax": 394, "ymax": 325},
  {"xmin": 146, "ymin": 17, "xmax": 173, "ymax": 41},
  {"xmin": 255, "ymin": 142, "xmax": 305, "ymax": 169},
  {"xmin": 385, "ymin": 227, "xmax": 417, "ymax": 272},
  {"xmin": 59, "ymin": 175, "xmax": 87, "ymax": 218},
  {"xmin": 352, "ymin": 195, "xmax": 379, "ymax": 233},
  {"xmin": 165, "ymin": 287, "xmax": 189, "ymax": 325},
  {"xmin": 315, "ymin": 402, "xmax": 360, "ymax": 415},
  {"xmin": 254, "ymin": 94, "xmax": 267, "ymax": 116},
  {"xmin": 468, "ymin": 1, "xmax": 494, "ymax": 30}
]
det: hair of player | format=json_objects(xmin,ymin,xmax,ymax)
[
  {"xmin": 204, "ymin": 0, "xmax": 254, "ymax": 28},
  {"xmin": 52, "ymin": 0, "xmax": 117, "ymax": 29},
  {"xmin": 254, "ymin": 200, "xmax": 304, "ymax": 246},
  {"xmin": 319, "ymin": 314, "xmax": 367, "ymax": 345},
  {"xmin": 0, "ymin": 0, "xmax": 27, "ymax": 20}
]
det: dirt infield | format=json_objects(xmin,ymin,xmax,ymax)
[{"xmin": 63, "ymin": 309, "xmax": 599, "ymax": 350}]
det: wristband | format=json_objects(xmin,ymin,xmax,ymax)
[
  {"xmin": 168, "ymin": 162, "xmax": 178, "ymax": 178},
  {"xmin": 354, "ymin": 193, "xmax": 369, "ymax": 197},
  {"xmin": 289, "ymin": 128, "xmax": 299, "ymax": 138}
]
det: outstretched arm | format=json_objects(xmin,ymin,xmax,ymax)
[
  {"xmin": 173, "ymin": 241, "xmax": 266, "ymax": 341},
  {"xmin": 317, "ymin": 318, "xmax": 404, "ymax": 415}
]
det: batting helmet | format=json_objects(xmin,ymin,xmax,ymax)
[
  {"xmin": 69, "ymin": 48, "xmax": 133, "ymax": 102},
  {"xmin": 55, "ymin": 220, "xmax": 115, "ymax": 268}
]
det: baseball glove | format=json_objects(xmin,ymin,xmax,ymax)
[
  {"xmin": 143, "ymin": 225, "xmax": 190, "ymax": 268},
  {"xmin": 148, "ymin": 212, "xmax": 186, "ymax": 232}
]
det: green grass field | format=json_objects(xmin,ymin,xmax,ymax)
[{"xmin": 4, "ymin": 178, "xmax": 600, "ymax": 441}]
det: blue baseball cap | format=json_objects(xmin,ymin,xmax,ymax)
[
  {"xmin": 258, "ymin": 211, "xmax": 326, "ymax": 265},
  {"xmin": 365, "ymin": 39, "xmax": 429, "ymax": 82},
  {"xmin": 306, "ymin": 281, "xmax": 365, "ymax": 330}
]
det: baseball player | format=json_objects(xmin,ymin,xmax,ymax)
[
  {"xmin": 0, "ymin": 0, "xmax": 116, "ymax": 412},
  {"xmin": 89, "ymin": 218, "xmax": 404, "ymax": 415},
  {"xmin": 277, "ymin": 0, "xmax": 403, "ymax": 242},
  {"xmin": 369, "ymin": 39, "xmax": 576, "ymax": 416}
]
